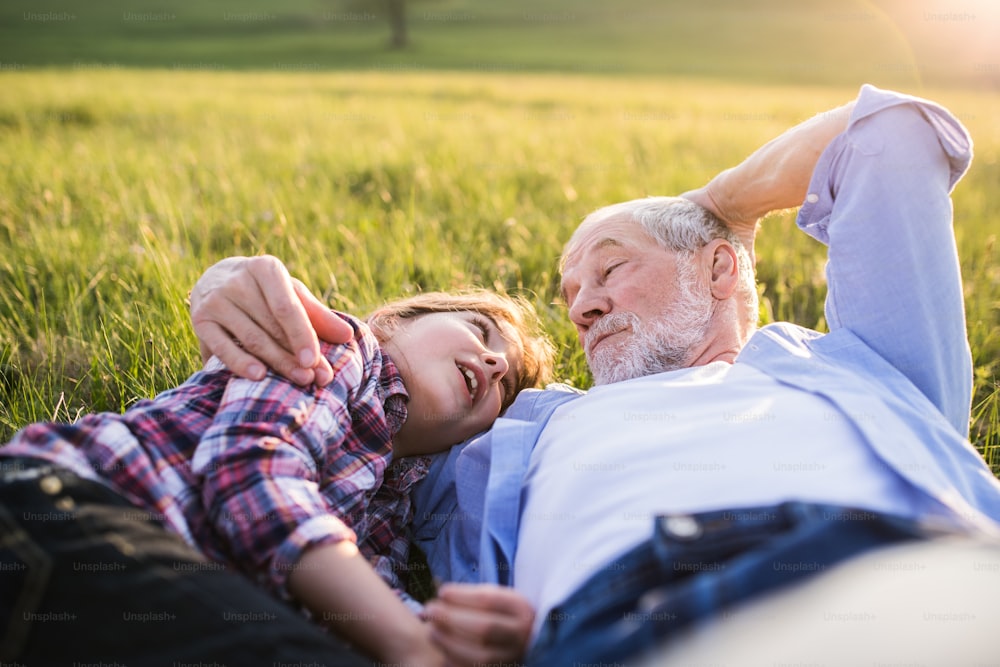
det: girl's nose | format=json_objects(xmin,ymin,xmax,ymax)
[{"xmin": 483, "ymin": 351, "xmax": 509, "ymax": 383}]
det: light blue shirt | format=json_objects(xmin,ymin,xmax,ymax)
[{"xmin": 410, "ymin": 84, "xmax": 1000, "ymax": 586}]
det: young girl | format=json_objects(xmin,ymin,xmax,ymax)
[{"xmin": 0, "ymin": 289, "xmax": 554, "ymax": 667}]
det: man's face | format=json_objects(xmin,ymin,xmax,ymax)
[{"xmin": 559, "ymin": 216, "xmax": 713, "ymax": 384}]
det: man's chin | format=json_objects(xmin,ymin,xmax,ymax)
[
  {"xmin": 586, "ymin": 348, "xmax": 618, "ymax": 383},
  {"xmin": 592, "ymin": 368, "xmax": 643, "ymax": 386},
  {"xmin": 588, "ymin": 352, "xmax": 643, "ymax": 385},
  {"xmin": 588, "ymin": 348, "xmax": 691, "ymax": 385}
]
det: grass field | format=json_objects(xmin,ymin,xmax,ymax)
[{"xmin": 0, "ymin": 68, "xmax": 998, "ymax": 474}]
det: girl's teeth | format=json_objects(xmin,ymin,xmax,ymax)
[{"xmin": 464, "ymin": 367, "xmax": 478, "ymax": 392}]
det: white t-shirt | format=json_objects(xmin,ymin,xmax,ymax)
[{"xmin": 514, "ymin": 361, "xmax": 932, "ymax": 637}]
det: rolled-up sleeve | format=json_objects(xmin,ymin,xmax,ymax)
[
  {"xmin": 796, "ymin": 84, "xmax": 974, "ymax": 434},
  {"xmin": 192, "ymin": 339, "xmax": 383, "ymax": 597}
]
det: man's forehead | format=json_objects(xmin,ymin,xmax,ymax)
[
  {"xmin": 562, "ymin": 237, "xmax": 624, "ymax": 275},
  {"xmin": 562, "ymin": 218, "xmax": 648, "ymax": 275}
]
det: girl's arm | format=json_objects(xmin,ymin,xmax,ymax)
[
  {"xmin": 193, "ymin": 325, "xmax": 436, "ymax": 662},
  {"xmin": 289, "ymin": 541, "xmax": 445, "ymax": 666}
]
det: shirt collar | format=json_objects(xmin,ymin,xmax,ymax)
[
  {"xmin": 378, "ymin": 351, "xmax": 432, "ymax": 485},
  {"xmin": 378, "ymin": 351, "xmax": 409, "ymax": 436},
  {"xmin": 384, "ymin": 454, "xmax": 432, "ymax": 492}
]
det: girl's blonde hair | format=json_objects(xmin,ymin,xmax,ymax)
[{"xmin": 366, "ymin": 289, "xmax": 555, "ymax": 411}]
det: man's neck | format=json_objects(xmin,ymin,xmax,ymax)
[
  {"xmin": 686, "ymin": 346, "xmax": 740, "ymax": 368},
  {"xmin": 683, "ymin": 316, "xmax": 750, "ymax": 368}
]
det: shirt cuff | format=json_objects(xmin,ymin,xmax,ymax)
[
  {"xmin": 269, "ymin": 514, "xmax": 357, "ymax": 597},
  {"xmin": 398, "ymin": 590, "xmax": 425, "ymax": 615},
  {"xmin": 797, "ymin": 83, "xmax": 972, "ymax": 244}
]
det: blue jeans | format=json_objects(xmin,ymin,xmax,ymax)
[
  {"xmin": 0, "ymin": 457, "xmax": 373, "ymax": 666},
  {"xmin": 526, "ymin": 502, "xmax": 949, "ymax": 667}
]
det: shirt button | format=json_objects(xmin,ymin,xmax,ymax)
[
  {"xmin": 805, "ymin": 193, "xmax": 820, "ymax": 204},
  {"xmin": 661, "ymin": 514, "xmax": 702, "ymax": 540}
]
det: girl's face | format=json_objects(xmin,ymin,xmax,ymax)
[{"xmin": 380, "ymin": 311, "xmax": 523, "ymax": 457}]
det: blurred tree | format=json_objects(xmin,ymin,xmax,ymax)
[
  {"xmin": 338, "ymin": 0, "xmax": 410, "ymax": 49},
  {"xmin": 385, "ymin": 0, "xmax": 408, "ymax": 49}
]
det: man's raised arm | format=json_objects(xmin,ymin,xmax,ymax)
[{"xmin": 688, "ymin": 85, "xmax": 974, "ymax": 430}]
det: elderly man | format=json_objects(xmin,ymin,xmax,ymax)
[{"xmin": 190, "ymin": 85, "xmax": 1000, "ymax": 665}]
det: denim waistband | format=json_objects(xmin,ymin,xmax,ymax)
[
  {"xmin": 527, "ymin": 501, "xmax": 945, "ymax": 666},
  {"xmin": 0, "ymin": 456, "xmax": 61, "ymax": 483}
]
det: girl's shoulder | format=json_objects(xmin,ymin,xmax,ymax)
[{"xmin": 319, "ymin": 311, "xmax": 385, "ymax": 390}]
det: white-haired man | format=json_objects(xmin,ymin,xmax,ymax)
[{"xmin": 190, "ymin": 85, "xmax": 1000, "ymax": 665}]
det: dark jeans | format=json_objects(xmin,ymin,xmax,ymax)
[
  {"xmin": 0, "ymin": 457, "xmax": 373, "ymax": 666},
  {"xmin": 526, "ymin": 501, "xmax": 950, "ymax": 667}
]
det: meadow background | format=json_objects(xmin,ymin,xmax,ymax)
[{"xmin": 0, "ymin": 0, "xmax": 998, "ymax": 474}]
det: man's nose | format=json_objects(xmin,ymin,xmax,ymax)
[{"xmin": 568, "ymin": 285, "xmax": 608, "ymax": 331}]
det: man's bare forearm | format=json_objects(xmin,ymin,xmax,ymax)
[{"xmin": 684, "ymin": 101, "xmax": 855, "ymax": 256}]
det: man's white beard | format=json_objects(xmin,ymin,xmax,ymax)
[{"xmin": 585, "ymin": 269, "xmax": 714, "ymax": 385}]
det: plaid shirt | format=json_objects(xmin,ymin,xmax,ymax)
[{"xmin": 1, "ymin": 313, "xmax": 429, "ymax": 602}]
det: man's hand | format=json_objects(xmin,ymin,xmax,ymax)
[
  {"xmin": 681, "ymin": 183, "xmax": 760, "ymax": 264},
  {"xmin": 424, "ymin": 583, "xmax": 535, "ymax": 666},
  {"xmin": 188, "ymin": 256, "xmax": 352, "ymax": 386},
  {"xmin": 682, "ymin": 100, "xmax": 855, "ymax": 263}
]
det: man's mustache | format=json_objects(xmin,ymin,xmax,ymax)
[{"xmin": 585, "ymin": 312, "xmax": 637, "ymax": 356}]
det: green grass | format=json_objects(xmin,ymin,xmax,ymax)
[{"xmin": 0, "ymin": 69, "xmax": 997, "ymax": 477}]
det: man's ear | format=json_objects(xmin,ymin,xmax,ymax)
[{"xmin": 704, "ymin": 239, "xmax": 739, "ymax": 300}]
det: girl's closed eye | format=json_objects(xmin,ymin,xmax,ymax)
[
  {"xmin": 470, "ymin": 316, "xmax": 492, "ymax": 342},
  {"xmin": 470, "ymin": 315, "xmax": 517, "ymax": 406}
]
